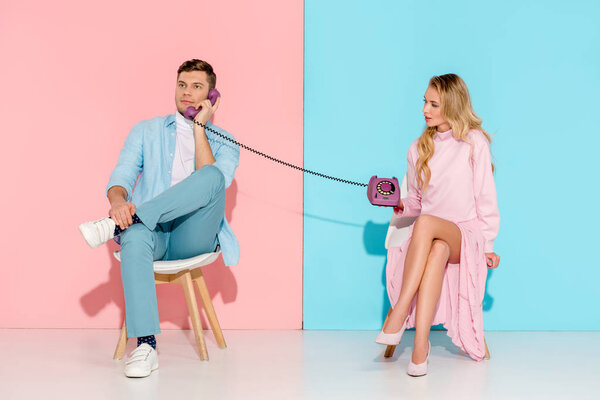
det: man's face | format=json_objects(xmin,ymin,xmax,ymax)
[{"xmin": 175, "ymin": 70, "xmax": 211, "ymax": 114}]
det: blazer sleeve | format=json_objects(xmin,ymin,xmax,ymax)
[
  {"xmin": 211, "ymin": 129, "xmax": 240, "ymax": 189},
  {"xmin": 106, "ymin": 122, "xmax": 144, "ymax": 200},
  {"xmin": 472, "ymin": 134, "xmax": 500, "ymax": 252},
  {"xmin": 395, "ymin": 144, "xmax": 422, "ymax": 218}
]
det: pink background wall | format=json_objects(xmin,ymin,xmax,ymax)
[{"xmin": 0, "ymin": 0, "xmax": 303, "ymax": 329}]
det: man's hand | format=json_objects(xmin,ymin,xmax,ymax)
[
  {"xmin": 193, "ymin": 96, "xmax": 221, "ymax": 126},
  {"xmin": 485, "ymin": 252, "xmax": 501, "ymax": 269},
  {"xmin": 109, "ymin": 201, "xmax": 136, "ymax": 230}
]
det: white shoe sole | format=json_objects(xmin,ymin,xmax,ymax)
[
  {"xmin": 78, "ymin": 223, "xmax": 101, "ymax": 248},
  {"xmin": 125, "ymin": 360, "xmax": 159, "ymax": 378},
  {"xmin": 406, "ymin": 364, "xmax": 427, "ymax": 378}
]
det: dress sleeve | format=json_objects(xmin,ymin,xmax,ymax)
[
  {"xmin": 395, "ymin": 145, "xmax": 422, "ymax": 218},
  {"xmin": 472, "ymin": 135, "xmax": 500, "ymax": 252}
]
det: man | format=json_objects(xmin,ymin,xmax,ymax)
[{"xmin": 79, "ymin": 59, "xmax": 240, "ymax": 378}]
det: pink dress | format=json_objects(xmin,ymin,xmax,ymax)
[{"xmin": 387, "ymin": 128, "xmax": 500, "ymax": 361}]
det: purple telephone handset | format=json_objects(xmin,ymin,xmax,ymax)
[
  {"xmin": 367, "ymin": 176, "xmax": 400, "ymax": 207},
  {"xmin": 184, "ymin": 88, "xmax": 221, "ymax": 120}
]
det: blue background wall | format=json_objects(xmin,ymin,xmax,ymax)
[{"xmin": 304, "ymin": 0, "xmax": 600, "ymax": 330}]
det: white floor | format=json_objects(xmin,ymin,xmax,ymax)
[{"xmin": 0, "ymin": 329, "xmax": 598, "ymax": 400}]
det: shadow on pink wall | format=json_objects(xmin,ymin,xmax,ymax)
[{"xmin": 79, "ymin": 179, "xmax": 239, "ymax": 336}]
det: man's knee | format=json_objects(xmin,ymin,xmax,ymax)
[
  {"xmin": 195, "ymin": 164, "xmax": 225, "ymax": 192},
  {"xmin": 120, "ymin": 223, "xmax": 153, "ymax": 245}
]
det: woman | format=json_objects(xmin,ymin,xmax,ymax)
[{"xmin": 375, "ymin": 74, "xmax": 500, "ymax": 377}]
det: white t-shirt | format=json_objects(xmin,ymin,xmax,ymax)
[{"xmin": 171, "ymin": 111, "xmax": 196, "ymax": 186}]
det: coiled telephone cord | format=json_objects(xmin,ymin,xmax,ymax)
[{"xmin": 194, "ymin": 120, "xmax": 368, "ymax": 188}]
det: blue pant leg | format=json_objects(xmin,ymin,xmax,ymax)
[
  {"xmin": 120, "ymin": 223, "xmax": 168, "ymax": 338},
  {"xmin": 165, "ymin": 178, "xmax": 225, "ymax": 260},
  {"xmin": 135, "ymin": 165, "xmax": 225, "ymax": 231}
]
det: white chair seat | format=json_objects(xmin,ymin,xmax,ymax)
[
  {"xmin": 384, "ymin": 175, "xmax": 416, "ymax": 250},
  {"xmin": 112, "ymin": 244, "xmax": 226, "ymax": 361},
  {"xmin": 113, "ymin": 247, "xmax": 221, "ymax": 274}
]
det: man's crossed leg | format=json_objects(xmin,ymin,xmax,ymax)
[{"xmin": 79, "ymin": 165, "xmax": 225, "ymax": 377}]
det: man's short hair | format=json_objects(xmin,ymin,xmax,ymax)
[{"xmin": 177, "ymin": 59, "xmax": 217, "ymax": 89}]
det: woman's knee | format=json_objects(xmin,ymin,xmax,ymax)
[
  {"xmin": 429, "ymin": 239, "xmax": 450, "ymax": 261},
  {"xmin": 412, "ymin": 215, "xmax": 436, "ymax": 239}
]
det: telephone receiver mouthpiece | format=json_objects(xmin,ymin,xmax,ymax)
[{"xmin": 184, "ymin": 88, "xmax": 221, "ymax": 120}]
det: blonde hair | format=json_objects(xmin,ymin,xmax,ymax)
[{"xmin": 416, "ymin": 73, "xmax": 494, "ymax": 192}]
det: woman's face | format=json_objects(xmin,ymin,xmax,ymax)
[{"xmin": 423, "ymin": 86, "xmax": 451, "ymax": 132}]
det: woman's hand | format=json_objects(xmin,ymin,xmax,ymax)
[
  {"xmin": 193, "ymin": 96, "xmax": 221, "ymax": 126},
  {"xmin": 109, "ymin": 201, "xmax": 136, "ymax": 230},
  {"xmin": 485, "ymin": 252, "xmax": 500, "ymax": 269},
  {"xmin": 393, "ymin": 199, "xmax": 404, "ymax": 214}
]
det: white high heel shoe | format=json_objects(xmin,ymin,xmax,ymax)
[
  {"xmin": 375, "ymin": 316, "xmax": 409, "ymax": 346},
  {"xmin": 407, "ymin": 341, "xmax": 431, "ymax": 377}
]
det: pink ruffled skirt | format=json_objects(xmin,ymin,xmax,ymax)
[{"xmin": 386, "ymin": 217, "xmax": 488, "ymax": 361}]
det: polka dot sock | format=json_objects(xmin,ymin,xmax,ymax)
[
  {"xmin": 113, "ymin": 213, "xmax": 143, "ymax": 236},
  {"xmin": 137, "ymin": 335, "xmax": 156, "ymax": 350}
]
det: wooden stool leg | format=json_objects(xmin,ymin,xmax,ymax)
[
  {"xmin": 113, "ymin": 318, "xmax": 128, "ymax": 360},
  {"xmin": 181, "ymin": 271, "xmax": 209, "ymax": 361},
  {"xmin": 484, "ymin": 338, "xmax": 490, "ymax": 359},
  {"xmin": 384, "ymin": 345, "xmax": 397, "ymax": 358},
  {"xmin": 194, "ymin": 272, "xmax": 227, "ymax": 349}
]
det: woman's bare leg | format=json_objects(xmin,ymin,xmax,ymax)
[
  {"xmin": 412, "ymin": 239, "xmax": 450, "ymax": 363},
  {"xmin": 383, "ymin": 215, "xmax": 461, "ymax": 333}
]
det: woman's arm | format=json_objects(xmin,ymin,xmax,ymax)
[{"xmin": 472, "ymin": 134, "xmax": 500, "ymax": 253}]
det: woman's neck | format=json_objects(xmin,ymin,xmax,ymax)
[{"xmin": 436, "ymin": 123, "xmax": 451, "ymax": 132}]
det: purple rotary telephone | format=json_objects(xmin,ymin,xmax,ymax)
[
  {"xmin": 184, "ymin": 88, "xmax": 221, "ymax": 120},
  {"xmin": 367, "ymin": 176, "xmax": 400, "ymax": 207}
]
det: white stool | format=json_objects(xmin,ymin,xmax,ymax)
[{"xmin": 112, "ymin": 247, "xmax": 226, "ymax": 361}]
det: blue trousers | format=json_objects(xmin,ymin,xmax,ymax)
[{"xmin": 119, "ymin": 165, "xmax": 225, "ymax": 338}]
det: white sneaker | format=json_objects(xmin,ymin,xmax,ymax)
[
  {"xmin": 124, "ymin": 343, "xmax": 159, "ymax": 378},
  {"xmin": 78, "ymin": 217, "xmax": 116, "ymax": 248}
]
